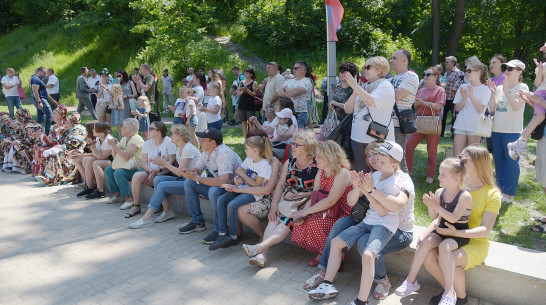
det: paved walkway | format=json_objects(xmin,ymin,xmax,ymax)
[{"xmin": 0, "ymin": 172, "xmax": 491, "ymax": 305}]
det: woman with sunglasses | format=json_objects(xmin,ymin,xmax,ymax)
[
  {"xmin": 236, "ymin": 67, "xmax": 258, "ymax": 138},
  {"xmin": 452, "ymin": 57, "xmax": 491, "ymax": 158},
  {"xmin": 486, "ymin": 60, "xmax": 529, "ymax": 203},
  {"xmin": 240, "ymin": 130, "xmax": 318, "ymax": 267},
  {"xmin": 405, "ymin": 67, "xmax": 446, "ymax": 184}
]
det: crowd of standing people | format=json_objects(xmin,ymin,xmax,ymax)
[{"xmin": 1, "ymin": 42, "xmax": 546, "ymax": 304}]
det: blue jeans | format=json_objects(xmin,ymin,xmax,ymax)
[
  {"xmin": 216, "ymin": 192, "xmax": 255, "ymax": 236},
  {"xmin": 208, "ymin": 119, "xmax": 222, "ymax": 131},
  {"xmin": 318, "ymin": 216, "xmax": 356, "ymax": 271},
  {"xmin": 296, "ymin": 112, "xmax": 308, "ymax": 129},
  {"xmin": 34, "ymin": 98, "xmax": 52, "ymax": 135},
  {"xmin": 491, "ymin": 132, "xmax": 520, "ymax": 196},
  {"xmin": 5, "ymin": 96, "xmax": 22, "ymax": 119},
  {"xmin": 105, "ymin": 166, "xmax": 144, "ymax": 197},
  {"xmin": 148, "ymin": 175, "xmax": 185, "ymax": 212},
  {"xmin": 183, "ymin": 179, "xmax": 226, "ymax": 226}
]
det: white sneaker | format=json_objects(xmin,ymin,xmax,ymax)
[
  {"xmin": 516, "ymin": 138, "xmax": 528, "ymax": 157},
  {"xmin": 242, "ymin": 244, "xmax": 258, "ymax": 257},
  {"xmin": 120, "ymin": 202, "xmax": 134, "ymax": 210},
  {"xmin": 507, "ymin": 141, "xmax": 519, "ymax": 160},
  {"xmin": 248, "ymin": 253, "xmax": 266, "ymax": 268},
  {"xmin": 106, "ymin": 196, "xmax": 124, "ymax": 204},
  {"xmin": 155, "ymin": 210, "xmax": 175, "ymax": 223},
  {"xmin": 395, "ymin": 279, "xmax": 420, "ymax": 296},
  {"xmin": 74, "ymin": 182, "xmax": 86, "ymax": 189},
  {"xmin": 308, "ymin": 282, "xmax": 339, "ymax": 301},
  {"xmin": 129, "ymin": 217, "xmax": 155, "ymax": 229},
  {"xmin": 425, "ymin": 177, "xmax": 434, "ymax": 184}
]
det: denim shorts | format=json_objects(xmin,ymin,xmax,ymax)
[
  {"xmin": 173, "ymin": 117, "xmax": 184, "ymax": 125},
  {"xmin": 188, "ymin": 115, "xmax": 198, "ymax": 127},
  {"xmin": 338, "ymin": 222, "xmax": 394, "ymax": 258}
]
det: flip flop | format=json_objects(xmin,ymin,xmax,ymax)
[
  {"xmin": 125, "ymin": 206, "xmax": 141, "ymax": 218},
  {"xmin": 531, "ymin": 225, "xmax": 546, "ymax": 233}
]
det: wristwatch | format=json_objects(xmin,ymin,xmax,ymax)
[{"xmin": 368, "ymin": 187, "xmax": 376, "ymax": 194}]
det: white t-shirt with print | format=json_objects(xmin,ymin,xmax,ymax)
[
  {"xmin": 46, "ymin": 74, "xmax": 59, "ymax": 94},
  {"xmin": 1, "ymin": 75, "xmax": 20, "ymax": 97},
  {"xmin": 95, "ymin": 134, "xmax": 114, "ymax": 155},
  {"xmin": 174, "ymin": 98, "xmax": 185, "ymax": 118},
  {"xmin": 185, "ymin": 99, "xmax": 196, "ymax": 119},
  {"xmin": 206, "ymin": 96, "xmax": 222, "ymax": 123},
  {"xmin": 195, "ymin": 144, "xmax": 242, "ymax": 182},
  {"xmin": 389, "ymin": 71, "xmax": 419, "ymax": 127},
  {"xmin": 350, "ymin": 80, "xmax": 396, "ymax": 143},
  {"xmin": 142, "ymin": 137, "xmax": 178, "ymax": 170},
  {"xmin": 492, "ymin": 83, "xmax": 529, "ymax": 133},
  {"xmin": 394, "ymin": 171, "xmax": 415, "ymax": 232},
  {"xmin": 363, "ymin": 171, "xmax": 401, "ymax": 234},
  {"xmin": 453, "ymin": 84, "xmax": 491, "ymax": 132},
  {"xmin": 97, "ymin": 83, "xmax": 112, "ymax": 103},
  {"xmin": 239, "ymin": 157, "xmax": 272, "ymax": 200},
  {"xmin": 284, "ymin": 77, "xmax": 313, "ymax": 113},
  {"xmin": 176, "ymin": 143, "xmax": 201, "ymax": 170}
]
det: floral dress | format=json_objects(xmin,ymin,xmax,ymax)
[
  {"xmin": 2, "ymin": 109, "xmax": 42, "ymax": 174},
  {"xmin": 31, "ymin": 127, "xmax": 69, "ymax": 177},
  {"xmin": 35, "ymin": 124, "xmax": 87, "ymax": 186},
  {"xmin": 291, "ymin": 169, "xmax": 353, "ymax": 255}
]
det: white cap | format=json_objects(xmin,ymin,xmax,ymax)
[
  {"xmin": 276, "ymin": 108, "xmax": 293, "ymax": 119},
  {"xmin": 501, "ymin": 59, "xmax": 526, "ymax": 71},
  {"xmin": 376, "ymin": 141, "xmax": 404, "ymax": 162}
]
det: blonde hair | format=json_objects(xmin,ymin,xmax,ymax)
[
  {"xmin": 465, "ymin": 56, "xmax": 489, "ymax": 84},
  {"xmin": 293, "ymin": 130, "xmax": 318, "ymax": 160},
  {"xmin": 245, "ymin": 136, "xmax": 273, "ymax": 162},
  {"xmin": 137, "ymin": 96, "xmax": 151, "ymax": 112},
  {"xmin": 463, "ymin": 145, "xmax": 499, "ymax": 189},
  {"xmin": 440, "ymin": 158, "xmax": 466, "ymax": 186},
  {"xmin": 179, "ymin": 86, "xmax": 195, "ymax": 96},
  {"xmin": 208, "ymin": 82, "xmax": 221, "ymax": 95},
  {"xmin": 122, "ymin": 118, "xmax": 139, "ymax": 137},
  {"xmin": 112, "ymin": 84, "xmax": 123, "ymax": 106},
  {"xmin": 365, "ymin": 56, "xmax": 390, "ymax": 78},
  {"xmin": 171, "ymin": 124, "xmax": 190, "ymax": 143},
  {"xmin": 317, "ymin": 140, "xmax": 350, "ymax": 175}
]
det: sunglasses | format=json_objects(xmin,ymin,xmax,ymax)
[
  {"xmin": 501, "ymin": 66, "xmax": 518, "ymax": 72},
  {"xmin": 423, "ymin": 72, "xmax": 435, "ymax": 77}
]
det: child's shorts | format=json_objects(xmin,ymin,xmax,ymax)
[
  {"xmin": 431, "ymin": 229, "xmax": 470, "ymax": 248},
  {"xmin": 338, "ymin": 222, "xmax": 393, "ymax": 258},
  {"xmin": 173, "ymin": 117, "xmax": 184, "ymax": 125},
  {"xmin": 188, "ymin": 116, "xmax": 198, "ymax": 127}
]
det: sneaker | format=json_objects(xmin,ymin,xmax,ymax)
[
  {"xmin": 516, "ymin": 138, "xmax": 528, "ymax": 156},
  {"xmin": 395, "ymin": 279, "xmax": 420, "ymax": 296},
  {"xmin": 77, "ymin": 187, "xmax": 95, "ymax": 197},
  {"xmin": 155, "ymin": 210, "xmax": 175, "ymax": 223},
  {"xmin": 248, "ymin": 253, "xmax": 266, "ymax": 268},
  {"xmin": 119, "ymin": 202, "xmax": 134, "ymax": 210},
  {"xmin": 203, "ymin": 231, "xmax": 219, "ymax": 244},
  {"xmin": 178, "ymin": 222, "xmax": 206, "ymax": 234},
  {"xmin": 429, "ymin": 292, "xmax": 468, "ymax": 305},
  {"xmin": 242, "ymin": 244, "xmax": 258, "ymax": 257},
  {"xmin": 106, "ymin": 196, "xmax": 124, "ymax": 204},
  {"xmin": 303, "ymin": 273, "xmax": 324, "ymax": 290},
  {"xmin": 209, "ymin": 234, "xmax": 235, "ymax": 250},
  {"xmin": 220, "ymin": 237, "xmax": 239, "ymax": 248},
  {"xmin": 507, "ymin": 141, "xmax": 519, "ymax": 160},
  {"xmin": 85, "ymin": 189, "xmax": 105, "ymax": 200},
  {"xmin": 129, "ymin": 217, "xmax": 155, "ymax": 229},
  {"xmin": 426, "ymin": 177, "xmax": 434, "ymax": 184},
  {"xmin": 350, "ymin": 299, "xmax": 369, "ymax": 305},
  {"xmin": 308, "ymin": 282, "xmax": 339, "ymax": 301},
  {"xmin": 74, "ymin": 182, "xmax": 86, "ymax": 189},
  {"xmin": 501, "ymin": 194, "xmax": 513, "ymax": 203},
  {"xmin": 439, "ymin": 292, "xmax": 457, "ymax": 305}
]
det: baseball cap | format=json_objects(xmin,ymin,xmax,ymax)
[
  {"xmin": 375, "ymin": 141, "xmax": 403, "ymax": 162},
  {"xmin": 501, "ymin": 60, "xmax": 525, "ymax": 71},
  {"xmin": 275, "ymin": 108, "xmax": 293, "ymax": 119},
  {"xmin": 195, "ymin": 128, "xmax": 223, "ymax": 144}
]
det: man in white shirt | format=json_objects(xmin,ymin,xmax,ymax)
[
  {"xmin": 178, "ymin": 128, "xmax": 242, "ymax": 244},
  {"xmin": 389, "ymin": 49, "xmax": 419, "ymax": 173},
  {"xmin": 259, "ymin": 62, "xmax": 285, "ymax": 117},
  {"xmin": 161, "ymin": 69, "xmax": 174, "ymax": 113},
  {"xmin": 46, "ymin": 68, "xmax": 60, "ymax": 110},
  {"xmin": 1, "ymin": 68, "xmax": 23, "ymax": 119},
  {"xmin": 87, "ymin": 69, "xmax": 101, "ymax": 109}
]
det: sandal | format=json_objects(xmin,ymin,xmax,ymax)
[
  {"xmin": 531, "ymin": 224, "xmax": 546, "ymax": 233},
  {"xmin": 303, "ymin": 273, "xmax": 324, "ymax": 290},
  {"xmin": 125, "ymin": 206, "xmax": 141, "ymax": 218},
  {"xmin": 373, "ymin": 280, "xmax": 391, "ymax": 300}
]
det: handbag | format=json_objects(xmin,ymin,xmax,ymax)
[
  {"xmin": 393, "ymin": 104, "xmax": 417, "ymax": 134},
  {"xmin": 327, "ymin": 114, "xmax": 354, "ymax": 160},
  {"xmin": 366, "ymin": 112, "xmax": 391, "ymax": 140},
  {"xmin": 17, "ymin": 87, "xmax": 26, "ymax": 99},
  {"xmin": 416, "ymin": 104, "xmax": 441, "ymax": 135},
  {"xmin": 277, "ymin": 186, "xmax": 310, "ymax": 218},
  {"xmin": 321, "ymin": 110, "xmax": 340, "ymax": 139},
  {"xmin": 475, "ymin": 107, "xmax": 493, "ymax": 138},
  {"xmin": 311, "ymin": 189, "xmax": 340, "ymax": 219},
  {"xmin": 351, "ymin": 196, "xmax": 370, "ymax": 223},
  {"xmin": 531, "ymin": 119, "xmax": 546, "ymax": 140}
]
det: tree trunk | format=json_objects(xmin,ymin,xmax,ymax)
[
  {"xmin": 431, "ymin": 0, "xmax": 441, "ymax": 65},
  {"xmin": 446, "ymin": 0, "xmax": 466, "ymax": 56}
]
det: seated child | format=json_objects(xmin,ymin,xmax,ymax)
[
  {"xmin": 395, "ymin": 158, "xmax": 472, "ymax": 305},
  {"xmin": 270, "ymin": 108, "xmax": 296, "ymax": 148},
  {"xmin": 263, "ymin": 107, "xmax": 275, "ymax": 129}
]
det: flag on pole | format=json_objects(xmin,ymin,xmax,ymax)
[{"xmin": 325, "ymin": 0, "xmax": 344, "ymax": 41}]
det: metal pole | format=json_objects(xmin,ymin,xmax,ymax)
[{"xmin": 326, "ymin": 5, "xmax": 337, "ymax": 105}]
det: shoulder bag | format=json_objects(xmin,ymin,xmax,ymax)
[
  {"xmin": 310, "ymin": 189, "xmax": 339, "ymax": 219},
  {"xmin": 277, "ymin": 186, "xmax": 310, "ymax": 218},
  {"xmin": 393, "ymin": 103, "xmax": 417, "ymax": 134},
  {"xmin": 366, "ymin": 111, "xmax": 391, "ymax": 140},
  {"xmin": 321, "ymin": 110, "xmax": 340, "ymax": 139},
  {"xmin": 416, "ymin": 103, "xmax": 442, "ymax": 135}
]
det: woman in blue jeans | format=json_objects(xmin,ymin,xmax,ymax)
[
  {"xmin": 129, "ymin": 124, "xmax": 202, "ymax": 229},
  {"xmin": 303, "ymin": 141, "xmax": 415, "ymax": 300}
]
